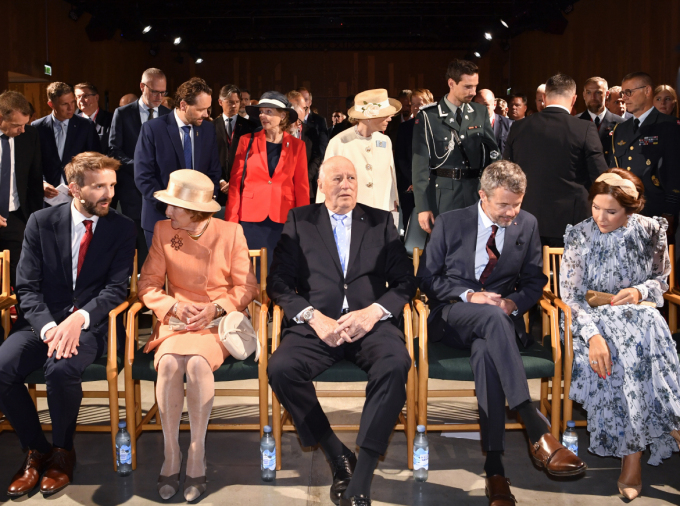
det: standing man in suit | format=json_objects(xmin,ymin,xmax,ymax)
[
  {"xmin": 330, "ymin": 96, "xmax": 355, "ymax": 140},
  {"xmin": 508, "ymin": 94, "xmax": 528, "ymax": 121},
  {"xmin": 606, "ymin": 86, "xmax": 633, "ymax": 120},
  {"xmin": 267, "ymin": 156, "xmax": 416, "ymax": 506},
  {"xmin": 74, "ymin": 83, "xmax": 113, "ymax": 151},
  {"xmin": 504, "ymin": 73, "xmax": 608, "ymax": 246},
  {"xmin": 417, "ymin": 161, "xmax": 586, "ymax": 505},
  {"xmin": 109, "ymin": 68, "xmax": 170, "ymax": 265},
  {"xmin": 385, "ymin": 89, "xmax": 412, "ymax": 148},
  {"xmin": 298, "ymin": 87, "xmax": 329, "ymax": 158},
  {"xmin": 474, "ymin": 89, "xmax": 513, "ymax": 155},
  {"xmin": 0, "ymin": 152, "xmax": 136, "ymax": 497},
  {"xmin": 0, "ymin": 91, "xmax": 43, "ymax": 288},
  {"xmin": 238, "ymin": 89, "xmax": 251, "ymax": 119},
  {"xmin": 134, "ymin": 77, "xmax": 221, "ymax": 247},
  {"xmin": 214, "ymin": 84, "xmax": 257, "ymax": 205},
  {"xmin": 32, "ymin": 82, "xmax": 100, "ymax": 199},
  {"xmin": 288, "ymin": 90, "xmax": 322, "ymax": 200},
  {"xmin": 577, "ymin": 77, "xmax": 624, "ymax": 165},
  {"xmin": 412, "ymin": 59, "xmax": 500, "ymax": 234},
  {"xmin": 535, "ymin": 84, "xmax": 546, "ymax": 113},
  {"xmin": 609, "ymin": 72, "xmax": 680, "ymax": 231}
]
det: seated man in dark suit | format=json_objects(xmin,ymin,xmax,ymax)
[
  {"xmin": 417, "ymin": 161, "xmax": 586, "ymax": 505},
  {"xmin": 0, "ymin": 152, "xmax": 136, "ymax": 497},
  {"xmin": 74, "ymin": 82, "xmax": 113, "ymax": 151},
  {"xmin": 32, "ymin": 82, "xmax": 101, "ymax": 200},
  {"xmin": 267, "ymin": 156, "xmax": 417, "ymax": 506},
  {"xmin": 134, "ymin": 77, "xmax": 221, "ymax": 247}
]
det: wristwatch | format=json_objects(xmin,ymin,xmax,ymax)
[
  {"xmin": 300, "ymin": 307, "xmax": 315, "ymax": 323},
  {"xmin": 213, "ymin": 304, "xmax": 225, "ymax": 318}
]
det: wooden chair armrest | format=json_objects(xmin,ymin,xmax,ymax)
[
  {"xmin": 272, "ymin": 305, "xmax": 283, "ymax": 352},
  {"xmin": 126, "ymin": 301, "xmax": 146, "ymax": 366},
  {"xmin": 259, "ymin": 301, "xmax": 269, "ymax": 365},
  {"xmin": 0, "ymin": 296, "xmax": 17, "ymax": 311},
  {"xmin": 539, "ymin": 299, "xmax": 561, "ymax": 365},
  {"xmin": 403, "ymin": 303, "xmax": 414, "ymax": 359},
  {"xmin": 663, "ymin": 291, "xmax": 680, "ymax": 305},
  {"xmin": 107, "ymin": 299, "xmax": 132, "ymax": 377}
]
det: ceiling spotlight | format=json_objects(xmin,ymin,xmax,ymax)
[
  {"xmin": 474, "ymin": 51, "xmax": 481, "ymax": 58},
  {"xmin": 143, "ymin": 25, "xmax": 152, "ymax": 34},
  {"xmin": 500, "ymin": 19, "xmax": 509, "ymax": 28},
  {"xmin": 484, "ymin": 32, "xmax": 492, "ymax": 40},
  {"xmin": 195, "ymin": 57, "xmax": 203, "ymax": 64},
  {"xmin": 173, "ymin": 37, "xmax": 182, "ymax": 45}
]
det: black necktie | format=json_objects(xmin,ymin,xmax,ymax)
[
  {"xmin": 479, "ymin": 225, "xmax": 500, "ymax": 285},
  {"xmin": 226, "ymin": 117, "xmax": 233, "ymax": 137},
  {"xmin": 455, "ymin": 108, "xmax": 463, "ymax": 126},
  {"xmin": 148, "ymin": 108, "xmax": 155, "ymax": 121},
  {"xmin": 633, "ymin": 118, "xmax": 640, "ymax": 134},
  {"xmin": 594, "ymin": 116, "xmax": 601, "ymax": 130},
  {"xmin": 0, "ymin": 134, "xmax": 11, "ymax": 219}
]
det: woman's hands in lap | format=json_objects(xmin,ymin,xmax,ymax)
[
  {"xmin": 588, "ymin": 334, "xmax": 612, "ymax": 379},
  {"xmin": 611, "ymin": 287, "xmax": 642, "ymax": 306},
  {"xmin": 185, "ymin": 304, "xmax": 217, "ymax": 331}
]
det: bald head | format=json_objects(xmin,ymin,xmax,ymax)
[
  {"xmin": 474, "ymin": 89, "xmax": 495, "ymax": 119},
  {"xmin": 119, "ymin": 93, "xmax": 138, "ymax": 107},
  {"xmin": 318, "ymin": 156, "xmax": 358, "ymax": 214},
  {"xmin": 536, "ymin": 84, "xmax": 546, "ymax": 112}
]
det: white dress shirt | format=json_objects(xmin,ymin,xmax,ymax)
[
  {"xmin": 545, "ymin": 104, "xmax": 571, "ymax": 114},
  {"xmin": 587, "ymin": 109, "xmax": 606, "ymax": 124},
  {"xmin": 634, "ymin": 106, "xmax": 655, "ymax": 126},
  {"xmin": 138, "ymin": 98, "xmax": 159, "ymax": 125},
  {"xmin": 174, "ymin": 109, "xmax": 195, "ymax": 169},
  {"xmin": 81, "ymin": 108, "xmax": 99, "ymax": 122},
  {"xmin": 40, "ymin": 200, "xmax": 98, "ymax": 339},
  {"xmin": 222, "ymin": 113, "xmax": 238, "ymax": 136},
  {"xmin": 461, "ymin": 200, "xmax": 506, "ymax": 302},
  {"xmin": 0, "ymin": 134, "xmax": 19, "ymax": 212}
]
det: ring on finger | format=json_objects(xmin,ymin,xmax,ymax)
[{"xmin": 591, "ymin": 360, "xmax": 598, "ymax": 365}]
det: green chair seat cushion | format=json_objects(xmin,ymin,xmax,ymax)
[
  {"xmin": 131, "ymin": 346, "xmax": 260, "ymax": 382},
  {"xmin": 314, "ymin": 360, "xmax": 368, "ymax": 383},
  {"xmin": 25, "ymin": 355, "xmax": 123, "ymax": 384},
  {"xmin": 422, "ymin": 337, "xmax": 555, "ymax": 382}
]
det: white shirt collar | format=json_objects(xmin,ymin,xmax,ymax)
[
  {"xmin": 545, "ymin": 104, "xmax": 571, "ymax": 114},
  {"xmin": 174, "ymin": 109, "xmax": 190, "ymax": 129},
  {"xmin": 478, "ymin": 200, "xmax": 496, "ymax": 230},
  {"xmin": 587, "ymin": 109, "xmax": 606, "ymax": 122},
  {"xmin": 139, "ymin": 97, "xmax": 158, "ymax": 113},
  {"xmin": 635, "ymin": 106, "xmax": 655, "ymax": 126},
  {"xmin": 71, "ymin": 199, "xmax": 100, "ymax": 229},
  {"xmin": 327, "ymin": 207, "xmax": 353, "ymax": 222},
  {"xmin": 52, "ymin": 112, "xmax": 69, "ymax": 127},
  {"xmin": 222, "ymin": 113, "xmax": 238, "ymax": 122}
]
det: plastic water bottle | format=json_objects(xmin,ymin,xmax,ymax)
[
  {"xmin": 115, "ymin": 421, "xmax": 132, "ymax": 476},
  {"xmin": 413, "ymin": 425, "xmax": 429, "ymax": 482},
  {"xmin": 562, "ymin": 420, "xmax": 578, "ymax": 456},
  {"xmin": 260, "ymin": 425, "xmax": 276, "ymax": 482}
]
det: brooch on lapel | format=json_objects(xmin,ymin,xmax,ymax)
[{"xmin": 171, "ymin": 234, "xmax": 184, "ymax": 251}]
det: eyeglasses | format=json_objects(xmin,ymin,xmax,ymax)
[
  {"xmin": 142, "ymin": 83, "xmax": 168, "ymax": 97},
  {"xmin": 621, "ymin": 86, "xmax": 647, "ymax": 97}
]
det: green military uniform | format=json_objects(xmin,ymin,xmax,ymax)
[
  {"xmin": 609, "ymin": 107, "xmax": 680, "ymax": 218},
  {"xmin": 411, "ymin": 96, "xmax": 500, "ymax": 218}
]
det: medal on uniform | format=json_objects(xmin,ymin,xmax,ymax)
[
  {"xmin": 617, "ymin": 140, "xmax": 626, "ymax": 145},
  {"xmin": 448, "ymin": 137, "xmax": 455, "ymax": 150},
  {"xmin": 646, "ymin": 159, "xmax": 651, "ymax": 165}
]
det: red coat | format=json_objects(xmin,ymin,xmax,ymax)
[{"xmin": 225, "ymin": 130, "xmax": 310, "ymax": 223}]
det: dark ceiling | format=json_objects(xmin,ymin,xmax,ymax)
[{"xmin": 64, "ymin": 0, "xmax": 579, "ymax": 54}]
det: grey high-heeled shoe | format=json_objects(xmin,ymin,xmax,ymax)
[
  {"xmin": 183, "ymin": 456, "xmax": 207, "ymax": 502},
  {"xmin": 157, "ymin": 452, "xmax": 183, "ymax": 500}
]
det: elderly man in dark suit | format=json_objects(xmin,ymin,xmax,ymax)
[
  {"xmin": 74, "ymin": 82, "xmax": 113, "ymax": 151},
  {"xmin": 32, "ymin": 82, "xmax": 101, "ymax": 197},
  {"xmin": 134, "ymin": 77, "xmax": 221, "ymax": 247},
  {"xmin": 474, "ymin": 89, "xmax": 514, "ymax": 155},
  {"xmin": 0, "ymin": 91, "xmax": 43, "ymax": 288},
  {"xmin": 267, "ymin": 156, "xmax": 416, "ymax": 506},
  {"xmin": 417, "ymin": 160, "xmax": 586, "ymax": 506},
  {"xmin": 214, "ymin": 84, "xmax": 258, "ymax": 205},
  {"xmin": 504, "ymin": 73, "xmax": 608, "ymax": 246},
  {"xmin": 109, "ymin": 68, "xmax": 170, "ymax": 264},
  {"xmin": 577, "ymin": 77, "xmax": 624, "ymax": 165},
  {"xmin": 0, "ymin": 152, "xmax": 136, "ymax": 497}
]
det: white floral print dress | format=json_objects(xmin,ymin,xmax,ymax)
[{"xmin": 561, "ymin": 214, "xmax": 680, "ymax": 465}]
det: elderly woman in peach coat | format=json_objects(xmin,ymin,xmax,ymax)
[{"xmin": 138, "ymin": 170, "xmax": 259, "ymax": 502}]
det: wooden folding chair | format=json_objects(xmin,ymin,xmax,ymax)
[
  {"xmin": 124, "ymin": 248, "xmax": 270, "ymax": 470},
  {"xmin": 270, "ymin": 303, "xmax": 417, "ymax": 470},
  {"xmin": 0, "ymin": 250, "xmax": 17, "ymax": 338}
]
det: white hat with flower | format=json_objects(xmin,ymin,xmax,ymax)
[{"xmin": 348, "ymin": 88, "xmax": 402, "ymax": 120}]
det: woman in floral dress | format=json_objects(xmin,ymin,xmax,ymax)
[{"xmin": 561, "ymin": 169, "xmax": 680, "ymax": 501}]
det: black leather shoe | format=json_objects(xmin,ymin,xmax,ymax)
[
  {"xmin": 340, "ymin": 494, "xmax": 371, "ymax": 506},
  {"xmin": 329, "ymin": 452, "xmax": 357, "ymax": 505}
]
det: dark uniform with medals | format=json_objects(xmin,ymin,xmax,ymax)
[
  {"xmin": 609, "ymin": 107, "xmax": 680, "ymax": 220},
  {"xmin": 412, "ymin": 96, "xmax": 500, "ymax": 219}
]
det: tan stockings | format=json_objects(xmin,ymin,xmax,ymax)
[{"xmin": 156, "ymin": 354, "xmax": 215, "ymax": 500}]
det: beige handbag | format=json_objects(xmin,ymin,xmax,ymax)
[
  {"xmin": 585, "ymin": 290, "xmax": 656, "ymax": 308},
  {"xmin": 218, "ymin": 311, "xmax": 260, "ymax": 361}
]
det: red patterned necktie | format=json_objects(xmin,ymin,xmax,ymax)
[
  {"xmin": 77, "ymin": 220, "xmax": 94, "ymax": 279},
  {"xmin": 479, "ymin": 224, "xmax": 499, "ymax": 285}
]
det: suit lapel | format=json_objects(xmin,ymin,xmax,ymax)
[
  {"xmin": 132, "ymin": 103, "xmax": 143, "ymax": 134},
  {"xmin": 165, "ymin": 113, "xmax": 185, "ymax": 167},
  {"xmin": 346, "ymin": 205, "xmax": 369, "ymax": 280},
  {"xmin": 459, "ymin": 103, "xmax": 472, "ymax": 132},
  {"xmin": 51, "ymin": 204, "xmax": 74, "ymax": 290},
  {"xmin": 193, "ymin": 124, "xmax": 202, "ymax": 170},
  {"xmin": 254, "ymin": 131, "xmax": 268, "ymax": 177},
  {"xmin": 63, "ymin": 117, "xmax": 78, "ymax": 163},
  {"xmin": 315, "ymin": 205, "xmax": 343, "ymax": 277},
  {"xmin": 273, "ymin": 133, "xmax": 291, "ymax": 177},
  {"xmin": 461, "ymin": 208, "xmax": 479, "ymax": 282}
]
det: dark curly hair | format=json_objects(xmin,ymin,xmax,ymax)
[{"xmin": 174, "ymin": 77, "xmax": 212, "ymax": 107}]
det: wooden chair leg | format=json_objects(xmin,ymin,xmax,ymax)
[
  {"xmin": 550, "ymin": 378, "xmax": 561, "ymax": 439},
  {"xmin": 271, "ymin": 391, "xmax": 282, "ymax": 471},
  {"xmin": 540, "ymin": 378, "xmax": 549, "ymax": 417},
  {"xmin": 135, "ymin": 381, "xmax": 143, "ymax": 426}
]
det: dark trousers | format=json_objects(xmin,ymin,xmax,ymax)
[
  {"xmin": 0, "ymin": 211, "xmax": 26, "ymax": 289},
  {"xmin": 241, "ymin": 217, "xmax": 284, "ymax": 280},
  {"xmin": 429, "ymin": 303, "xmax": 531, "ymax": 452},
  {"xmin": 0, "ymin": 328, "xmax": 106, "ymax": 451},
  {"xmin": 268, "ymin": 321, "xmax": 410, "ymax": 455}
]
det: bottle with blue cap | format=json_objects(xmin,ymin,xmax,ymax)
[
  {"xmin": 261, "ymin": 425, "xmax": 276, "ymax": 481},
  {"xmin": 562, "ymin": 420, "xmax": 578, "ymax": 456},
  {"xmin": 413, "ymin": 425, "xmax": 429, "ymax": 482},
  {"xmin": 115, "ymin": 421, "xmax": 132, "ymax": 476}
]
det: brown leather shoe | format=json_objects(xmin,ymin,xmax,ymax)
[
  {"xmin": 485, "ymin": 475, "xmax": 516, "ymax": 506},
  {"xmin": 7, "ymin": 449, "xmax": 52, "ymax": 497},
  {"xmin": 40, "ymin": 447, "xmax": 76, "ymax": 496},
  {"xmin": 530, "ymin": 433, "xmax": 587, "ymax": 477}
]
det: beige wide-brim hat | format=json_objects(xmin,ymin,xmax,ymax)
[
  {"xmin": 348, "ymin": 88, "xmax": 402, "ymax": 120},
  {"xmin": 154, "ymin": 169, "xmax": 221, "ymax": 213}
]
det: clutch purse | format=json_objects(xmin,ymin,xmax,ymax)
[{"xmin": 585, "ymin": 290, "xmax": 656, "ymax": 307}]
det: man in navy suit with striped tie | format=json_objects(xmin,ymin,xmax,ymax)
[{"xmin": 134, "ymin": 77, "xmax": 221, "ymax": 247}]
